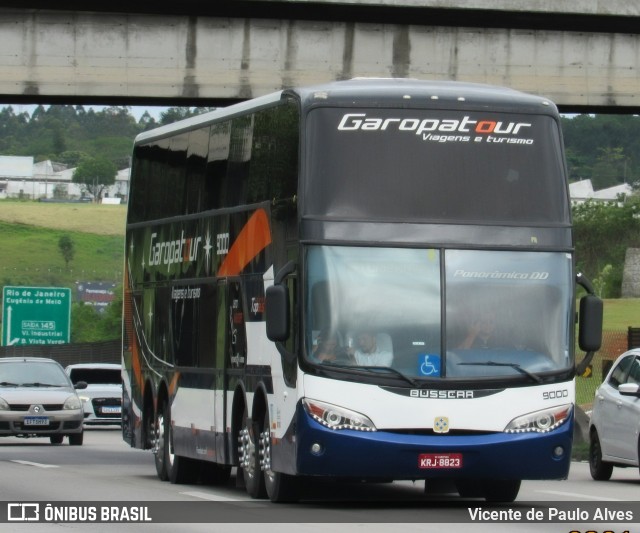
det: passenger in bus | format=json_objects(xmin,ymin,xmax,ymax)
[
  {"xmin": 457, "ymin": 310, "xmax": 500, "ymax": 349},
  {"xmin": 312, "ymin": 329, "xmax": 347, "ymax": 363},
  {"xmin": 348, "ymin": 331, "xmax": 394, "ymax": 367}
]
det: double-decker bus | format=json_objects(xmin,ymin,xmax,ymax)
[{"xmin": 121, "ymin": 78, "xmax": 602, "ymax": 503}]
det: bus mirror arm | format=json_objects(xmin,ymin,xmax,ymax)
[
  {"xmin": 576, "ymin": 272, "xmax": 595, "ymax": 295},
  {"xmin": 274, "ymin": 260, "xmax": 296, "ymax": 285},
  {"xmin": 275, "ymin": 343, "xmax": 297, "ymax": 365},
  {"xmin": 575, "ymin": 273, "xmax": 603, "ymax": 376}
]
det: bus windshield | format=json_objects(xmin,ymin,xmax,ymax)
[
  {"xmin": 304, "ymin": 108, "xmax": 568, "ymax": 225},
  {"xmin": 304, "ymin": 246, "xmax": 573, "ymax": 381}
]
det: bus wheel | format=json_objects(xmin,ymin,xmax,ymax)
[
  {"xmin": 484, "ymin": 479, "xmax": 520, "ymax": 502},
  {"xmin": 159, "ymin": 403, "xmax": 197, "ymax": 484},
  {"xmin": 589, "ymin": 430, "xmax": 613, "ymax": 481},
  {"xmin": 238, "ymin": 409, "xmax": 266, "ymax": 499},
  {"xmin": 154, "ymin": 402, "xmax": 169, "ymax": 481},
  {"xmin": 262, "ymin": 410, "xmax": 299, "ymax": 503}
]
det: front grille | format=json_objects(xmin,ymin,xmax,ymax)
[
  {"xmin": 9, "ymin": 404, "xmax": 64, "ymax": 412},
  {"xmin": 14, "ymin": 421, "xmax": 61, "ymax": 431},
  {"xmin": 386, "ymin": 429, "xmax": 496, "ymax": 436},
  {"xmin": 91, "ymin": 397, "xmax": 122, "ymax": 418}
]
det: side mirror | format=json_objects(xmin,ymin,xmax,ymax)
[
  {"xmin": 74, "ymin": 381, "xmax": 88, "ymax": 390},
  {"xmin": 266, "ymin": 284, "xmax": 289, "ymax": 342},
  {"xmin": 578, "ymin": 294, "xmax": 603, "ymax": 352},
  {"xmin": 618, "ymin": 382, "xmax": 640, "ymax": 397}
]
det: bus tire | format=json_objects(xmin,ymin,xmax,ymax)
[
  {"xmin": 589, "ymin": 429, "xmax": 613, "ymax": 481},
  {"xmin": 484, "ymin": 479, "xmax": 520, "ymax": 502},
  {"xmin": 168, "ymin": 454, "xmax": 198, "ymax": 484},
  {"xmin": 155, "ymin": 402, "xmax": 169, "ymax": 481},
  {"xmin": 159, "ymin": 403, "xmax": 198, "ymax": 484},
  {"xmin": 263, "ymin": 410, "xmax": 299, "ymax": 503},
  {"xmin": 239, "ymin": 408, "xmax": 267, "ymax": 499}
]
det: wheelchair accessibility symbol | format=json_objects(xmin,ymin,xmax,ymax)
[{"xmin": 418, "ymin": 354, "xmax": 441, "ymax": 377}]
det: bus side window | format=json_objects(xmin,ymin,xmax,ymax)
[{"xmin": 198, "ymin": 285, "xmax": 218, "ymax": 368}]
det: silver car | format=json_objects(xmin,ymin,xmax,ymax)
[
  {"xmin": 0, "ymin": 357, "xmax": 86, "ymax": 445},
  {"xmin": 589, "ymin": 349, "xmax": 640, "ymax": 480},
  {"xmin": 65, "ymin": 363, "xmax": 122, "ymax": 425}
]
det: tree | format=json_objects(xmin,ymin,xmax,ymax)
[
  {"xmin": 572, "ymin": 197, "xmax": 640, "ymax": 297},
  {"xmin": 72, "ymin": 156, "xmax": 117, "ymax": 200},
  {"xmin": 58, "ymin": 235, "xmax": 75, "ymax": 268},
  {"xmin": 591, "ymin": 147, "xmax": 628, "ymax": 189},
  {"xmin": 58, "ymin": 150, "xmax": 90, "ymax": 167},
  {"xmin": 71, "ymin": 302, "xmax": 101, "ymax": 342}
]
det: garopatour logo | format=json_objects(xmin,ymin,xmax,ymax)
[
  {"xmin": 337, "ymin": 113, "xmax": 534, "ymax": 144},
  {"xmin": 148, "ymin": 231, "xmax": 202, "ymax": 271}
]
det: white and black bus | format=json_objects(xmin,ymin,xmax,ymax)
[{"xmin": 122, "ymin": 78, "xmax": 601, "ymax": 503}]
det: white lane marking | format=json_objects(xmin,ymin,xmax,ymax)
[
  {"xmin": 11, "ymin": 460, "xmax": 58, "ymax": 469},
  {"xmin": 180, "ymin": 491, "xmax": 250, "ymax": 502},
  {"xmin": 535, "ymin": 489, "xmax": 620, "ymax": 501}
]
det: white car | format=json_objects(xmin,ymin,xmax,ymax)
[
  {"xmin": 65, "ymin": 363, "xmax": 122, "ymax": 425},
  {"xmin": 589, "ymin": 349, "xmax": 640, "ymax": 480}
]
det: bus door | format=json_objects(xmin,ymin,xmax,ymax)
[{"xmin": 218, "ymin": 279, "xmax": 247, "ymax": 461}]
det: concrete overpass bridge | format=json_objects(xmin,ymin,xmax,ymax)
[{"xmin": 1, "ymin": 0, "xmax": 639, "ymax": 112}]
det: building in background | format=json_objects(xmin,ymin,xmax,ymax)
[
  {"xmin": 569, "ymin": 179, "xmax": 633, "ymax": 205},
  {"xmin": 0, "ymin": 156, "xmax": 129, "ymax": 203}
]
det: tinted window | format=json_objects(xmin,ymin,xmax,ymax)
[
  {"xmin": 305, "ymin": 108, "xmax": 568, "ymax": 225},
  {"xmin": 609, "ymin": 355, "xmax": 635, "ymax": 388},
  {"xmin": 68, "ymin": 368, "xmax": 121, "ymax": 385},
  {"xmin": 129, "ymin": 100, "xmax": 300, "ymax": 223},
  {"xmin": 627, "ymin": 356, "xmax": 640, "ymax": 386}
]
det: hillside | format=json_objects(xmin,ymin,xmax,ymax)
[
  {"xmin": 0, "ymin": 201, "xmax": 125, "ymax": 287},
  {"xmin": 0, "ymin": 201, "xmax": 126, "ymax": 235}
]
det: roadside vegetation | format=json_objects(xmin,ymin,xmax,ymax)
[{"xmin": 0, "ymin": 200, "xmax": 125, "ymax": 342}]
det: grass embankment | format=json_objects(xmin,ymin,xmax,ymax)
[{"xmin": 0, "ymin": 200, "xmax": 126, "ymax": 287}]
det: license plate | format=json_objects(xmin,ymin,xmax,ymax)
[
  {"xmin": 100, "ymin": 406, "xmax": 121, "ymax": 414},
  {"xmin": 24, "ymin": 416, "xmax": 49, "ymax": 426},
  {"xmin": 419, "ymin": 453, "xmax": 463, "ymax": 469}
]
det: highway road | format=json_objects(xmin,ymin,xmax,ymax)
[{"xmin": 0, "ymin": 427, "xmax": 637, "ymax": 533}]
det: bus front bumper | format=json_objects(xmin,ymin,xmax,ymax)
[{"xmin": 294, "ymin": 407, "xmax": 573, "ymax": 481}]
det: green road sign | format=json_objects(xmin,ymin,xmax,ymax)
[{"xmin": 2, "ymin": 286, "xmax": 71, "ymax": 346}]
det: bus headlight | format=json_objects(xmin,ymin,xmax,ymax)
[
  {"xmin": 504, "ymin": 404, "xmax": 572, "ymax": 433},
  {"xmin": 303, "ymin": 399, "xmax": 376, "ymax": 431}
]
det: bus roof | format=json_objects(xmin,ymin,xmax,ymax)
[
  {"xmin": 287, "ymin": 78, "xmax": 557, "ymax": 114},
  {"xmin": 134, "ymin": 78, "xmax": 557, "ymax": 145}
]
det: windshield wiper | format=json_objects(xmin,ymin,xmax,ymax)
[
  {"xmin": 351, "ymin": 365, "xmax": 418, "ymax": 387},
  {"xmin": 458, "ymin": 361, "xmax": 543, "ymax": 383},
  {"xmin": 21, "ymin": 382, "xmax": 61, "ymax": 387},
  {"xmin": 0, "ymin": 381, "xmax": 19, "ymax": 387},
  {"xmin": 317, "ymin": 361, "xmax": 418, "ymax": 387}
]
